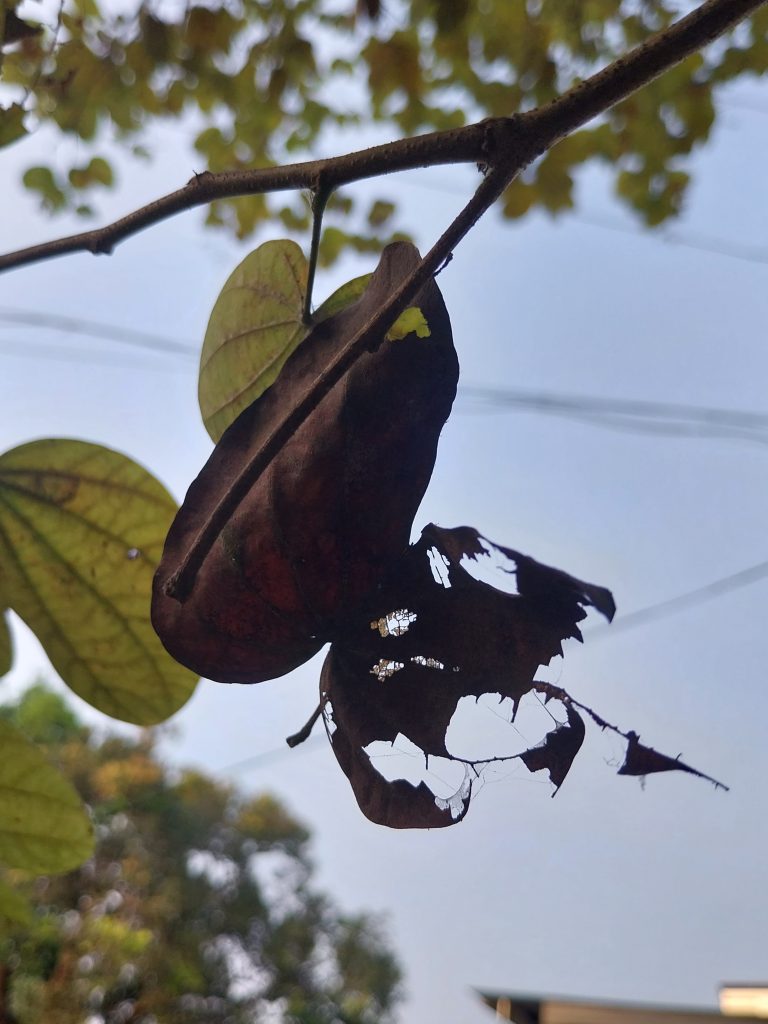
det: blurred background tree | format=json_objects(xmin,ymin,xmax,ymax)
[
  {"xmin": 0, "ymin": 683, "xmax": 401, "ymax": 1024},
  {"xmin": 2, "ymin": 0, "xmax": 767, "ymax": 257}
]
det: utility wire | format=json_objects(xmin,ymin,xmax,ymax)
[
  {"xmin": 459, "ymin": 385, "xmax": 768, "ymax": 443},
  {"xmin": 400, "ymin": 172, "xmax": 768, "ymax": 269},
  {"xmin": 0, "ymin": 308, "xmax": 197, "ymax": 357},
  {"xmin": 0, "ymin": 339, "xmax": 182, "ymax": 371},
  {"xmin": 222, "ymin": 734, "xmax": 326, "ymax": 775},
  {"xmin": 575, "ymin": 210, "xmax": 768, "ymax": 267},
  {"xmin": 3, "ymin": 308, "xmax": 767, "ymax": 442},
  {"xmin": 587, "ymin": 558, "xmax": 768, "ymax": 639}
]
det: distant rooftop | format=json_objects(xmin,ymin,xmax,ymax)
[{"xmin": 478, "ymin": 987, "xmax": 768, "ymax": 1024}]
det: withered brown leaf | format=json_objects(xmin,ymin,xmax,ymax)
[{"xmin": 152, "ymin": 240, "xmax": 725, "ymax": 829}]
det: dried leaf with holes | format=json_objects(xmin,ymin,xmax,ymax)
[{"xmin": 153, "ymin": 238, "xmax": 726, "ymax": 829}]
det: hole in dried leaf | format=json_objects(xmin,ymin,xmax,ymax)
[
  {"xmin": 427, "ymin": 547, "xmax": 451, "ymax": 587},
  {"xmin": 410, "ymin": 655, "xmax": 445, "ymax": 670},
  {"xmin": 370, "ymin": 609, "xmax": 417, "ymax": 638},
  {"xmin": 434, "ymin": 768, "xmax": 473, "ymax": 821},
  {"xmin": 445, "ymin": 691, "xmax": 568, "ymax": 764},
  {"xmin": 370, "ymin": 659, "xmax": 405, "ymax": 682},
  {"xmin": 364, "ymin": 735, "xmax": 471, "ymax": 801}
]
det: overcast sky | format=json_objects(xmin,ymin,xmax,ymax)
[{"xmin": 1, "ymin": 72, "xmax": 767, "ymax": 1024}]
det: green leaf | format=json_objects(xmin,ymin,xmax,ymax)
[
  {"xmin": 67, "ymin": 156, "xmax": 114, "ymax": 190},
  {"xmin": 385, "ymin": 306, "xmax": 431, "ymax": 341},
  {"xmin": 198, "ymin": 240, "xmax": 308, "ymax": 442},
  {"xmin": 0, "ymin": 876, "xmax": 32, "ymax": 930},
  {"xmin": 0, "ymin": 612, "xmax": 12, "ymax": 678},
  {"xmin": 199, "ymin": 242, "xmax": 370, "ymax": 443},
  {"xmin": 0, "ymin": 439, "xmax": 197, "ymax": 724},
  {"xmin": 367, "ymin": 199, "xmax": 395, "ymax": 227},
  {"xmin": 0, "ymin": 104, "xmax": 28, "ymax": 150},
  {"xmin": 0, "ymin": 718, "xmax": 93, "ymax": 873},
  {"xmin": 314, "ymin": 274, "xmax": 371, "ymax": 322},
  {"xmin": 22, "ymin": 167, "xmax": 67, "ymax": 212}
]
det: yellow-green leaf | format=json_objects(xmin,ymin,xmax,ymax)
[
  {"xmin": 198, "ymin": 239, "xmax": 308, "ymax": 442},
  {"xmin": 0, "ymin": 876, "xmax": 32, "ymax": 930},
  {"xmin": 0, "ymin": 439, "xmax": 197, "ymax": 724},
  {"xmin": 314, "ymin": 273, "xmax": 371, "ymax": 322},
  {"xmin": 385, "ymin": 306, "xmax": 431, "ymax": 341},
  {"xmin": 198, "ymin": 241, "xmax": 371, "ymax": 442},
  {"xmin": 0, "ymin": 719, "xmax": 93, "ymax": 873}
]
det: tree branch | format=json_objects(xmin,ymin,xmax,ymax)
[
  {"xmin": 1, "ymin": 0, "xmax": 763, "ymax": 275},
  {"xmin": 154, "ymin": 0, "xmax": 766, "ymax": 602}
]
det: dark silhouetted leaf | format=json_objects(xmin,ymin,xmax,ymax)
[
  {"xmin": 618, "ymin": 731, "xmax": 727, "ymax": 789},
  {"xmin": 154, "ymin": 237, "xmax": 722, "ymax": 828},
  {"xmin": 153, "ymin": 242, "xmax": 458, "ymax": 684},
  {"xmin": 519, "ymin": 705, "xmax": 585, "ymax": 792},
  {"xmin": 325, "ymin": 671, "xmax": 471, "ymax": 829}
]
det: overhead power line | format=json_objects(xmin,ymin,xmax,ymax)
[
  {"xmin": 575, "ymin": 211, "xmax": 768, "ymax": 268},
  {"xmin": 587, "ymin": 558, "xmax": 768, "ymax": 639},
  {"xmin": 401, "ymin": 172, "xmax": 768, "ymax": 269},
  {"xmin": 3, "ymin": 306, "xmax": 767, "ymax": 443},
  {"xmin": 0, "ymin": 308, "xmax": 197, "ymax": 357},
  {"xmin": 459, "ymin": 385, "xmax": 768, "ymax": 443}
]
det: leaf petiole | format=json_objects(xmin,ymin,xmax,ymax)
[{"xmin": 302, "ymin": 183, "xmax": 332, "ymax": 325}]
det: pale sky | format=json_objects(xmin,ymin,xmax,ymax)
[{"xmin": 1, "ymin": 75, "xmax": 767, "ymax": 1024}]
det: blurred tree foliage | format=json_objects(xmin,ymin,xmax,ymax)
[
  {"xmin": 0, "ymin": 684, "xmax": 401, "ymax": 1024},
  {"xmin": 1, "ymin": 0, "xmax": 767, "ymax": 255}
]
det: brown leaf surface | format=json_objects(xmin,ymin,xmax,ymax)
[
  {"xmin": 324, "ymin": 658, "xmax": 472, "ymax": 829},
  {"xmin": 152, "ymin": 243, "xmax": 458, "ymax": 682},
  {"xmin": 321, "ymin": 524, "xmax": 614, "ymax": 826},
  {"xmin": 519, "ymin": 705, "xmax": 585, "ymax": 792},
  {"xmin": 618, "ymin": 731, "xmax": 728, "ymax": 790}
]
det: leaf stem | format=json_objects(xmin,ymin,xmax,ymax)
[
  {"xmin": 286, "ymin": 699, "xmax": 327, "ymax": 748},
  {"xmin": 302, "ymin": 183, "xmax": 331, "ymax": 325}
]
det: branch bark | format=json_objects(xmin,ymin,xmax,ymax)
[{"xmin": 1, "ymin": 0, "xmax": 764, "ymax": 275}]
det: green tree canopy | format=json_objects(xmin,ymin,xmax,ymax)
[
  {"xmin": 0, "ymin": 684, "xmax": 402, "ymax": 1024},
  {"xmin": 2, "ymin": 0, "xmax": 767, "ymax": 254}
]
